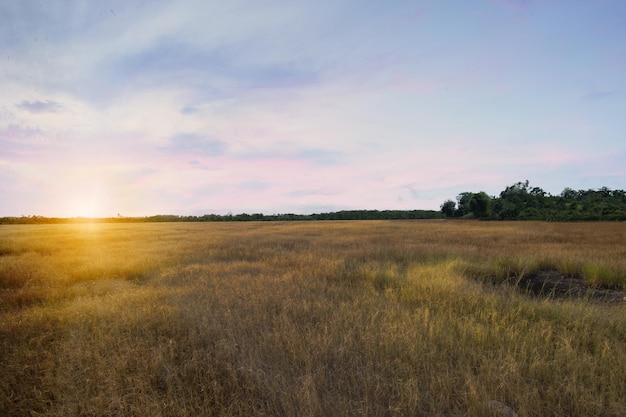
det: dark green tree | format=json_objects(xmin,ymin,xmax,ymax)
[
  {"xmin": 440, "ymin": 200, "xmax": 457, "ymax": 218},
  {"xmin": 455, "ymin": 192, "xmax": 473, "ymax": 217},
  {"xmin": 469, "ymin": 192, "xmax": 492, "ymax": 219}
]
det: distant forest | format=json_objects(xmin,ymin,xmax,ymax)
[
  {"xmin": 2, "ymin": 181, "xmax": 625, "ymax": 224},
  {"xmin": 0, "ymin": 210, "xmax": 442, "ymax": 224},
  {"xmin": 441, "ymin": 181, "xmax": 626, "ymax": 221}
]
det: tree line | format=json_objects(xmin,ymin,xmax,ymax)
[
  {"xmin": 4, "ymin": 182, "xmax": 624, "ymax": 224},
  {"xmin": 441, "ymin": 181, "xmax": 626, "ymax": 221},
  {"xmin": 0, "ymin": 209, "xmax": 442, "ymax": 224}
]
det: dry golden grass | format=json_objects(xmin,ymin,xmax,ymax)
[{"xmin": 1, "ymin": 221, "xmax": 625, "ymax": 416}]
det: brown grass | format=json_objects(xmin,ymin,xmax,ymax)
[{"xmin": 1, "ymin": 221, "xmax": 625, "ymax": 416}]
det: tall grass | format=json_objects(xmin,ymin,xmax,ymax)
[{"xmin": 1, "ymin": 221, "xmax": 625, "ymax": 416}]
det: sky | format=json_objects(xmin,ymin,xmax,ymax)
[{"xmin": 1, "ymin": 0, "xmax": 625, "ymax": 217}]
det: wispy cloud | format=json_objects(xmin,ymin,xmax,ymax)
[
  {"xmin": 180, "ymin": 106, "xmax": 199, "ymax": 115},
  {"xmin": 491, "ymin": 0, "xmax": 542, "ymax": 10},
  {"xmin": 162, "ymin": 133, "xmax": 226, "ymax": 157},
  {"xmin": 0, "ymin": 124, "xmax": 47, "ymax": 159},
  {"xmin": 0, "ymin": 123, "xmax": 43, "ymax": 140},
  {"xmin": 16, "ymin": 100, "xmax": 64, "ymax": 114},
  {"xmin": 581, "ymin": 90, "xmax": 622, "ymax": 101}
]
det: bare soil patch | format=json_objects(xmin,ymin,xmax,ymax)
[{"xmin": 513, "ymin": 270, "xmax": 626, "ymax": 303}]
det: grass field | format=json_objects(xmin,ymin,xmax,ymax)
[{"xmin": 1, "ymin": 220, "xmax": 625, "ymax": 416}]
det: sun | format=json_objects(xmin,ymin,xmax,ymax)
[
  {"xmin": 68, "ymin": 201, "xmax": 99, "ymax": 218},
  {"xmin": 64, "ymin": 191, "xmax": 104, "ymax": 218},
  {"xmin": 57, "ymin": 177, "xmax": 113, "ymax": 218},
  {"xmin": 64, "ymin": 199, "xmax": 98, "ymax": 218}
]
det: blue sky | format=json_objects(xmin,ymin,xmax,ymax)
[{"xmin": 1, "ymin": 0, "xmax": 624, "ymax": 217}]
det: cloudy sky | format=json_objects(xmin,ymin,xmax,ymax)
[{"xmin": 1, "ymin": 0, "xmax": 624, "ymax": 217}]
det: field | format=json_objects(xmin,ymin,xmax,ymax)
[{"xmin": 1, "ymin": 220, "xmax": 625, "ymax": 417}]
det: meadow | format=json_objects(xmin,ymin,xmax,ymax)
[{"xmin": 1, "ymin": 220, "xmax": 625, "ymax": 417}]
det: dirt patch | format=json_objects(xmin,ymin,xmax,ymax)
[{"xmin": 513, "ymin": 270, "xmax": 626, "ymax": 303}]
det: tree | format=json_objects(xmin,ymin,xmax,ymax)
[
  {"xmin": 440, "ymin": 200, "xmax": 457, "ymax": 218},
  {"xmin": 496, "ymin": 180, "xmax": 532, "ymax": 219},
  {"xmin": 469, "ymin": 192, "xmax": 492, "ymax": 219},
  {"xmin": 455, "ymin": 192, "xmax": 473, "ymax": 217}
]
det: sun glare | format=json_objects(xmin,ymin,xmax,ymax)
[
  {"xmin": 66, "ymin": 201, "xmax": 97, "ymax": 218},
  {"xmin": 64, "ymin": 193, "xmax": 103, "ymax": 218},
  {"xmin": 58, "ymin": 179, "xmax": 112, "ymax": 218}
]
